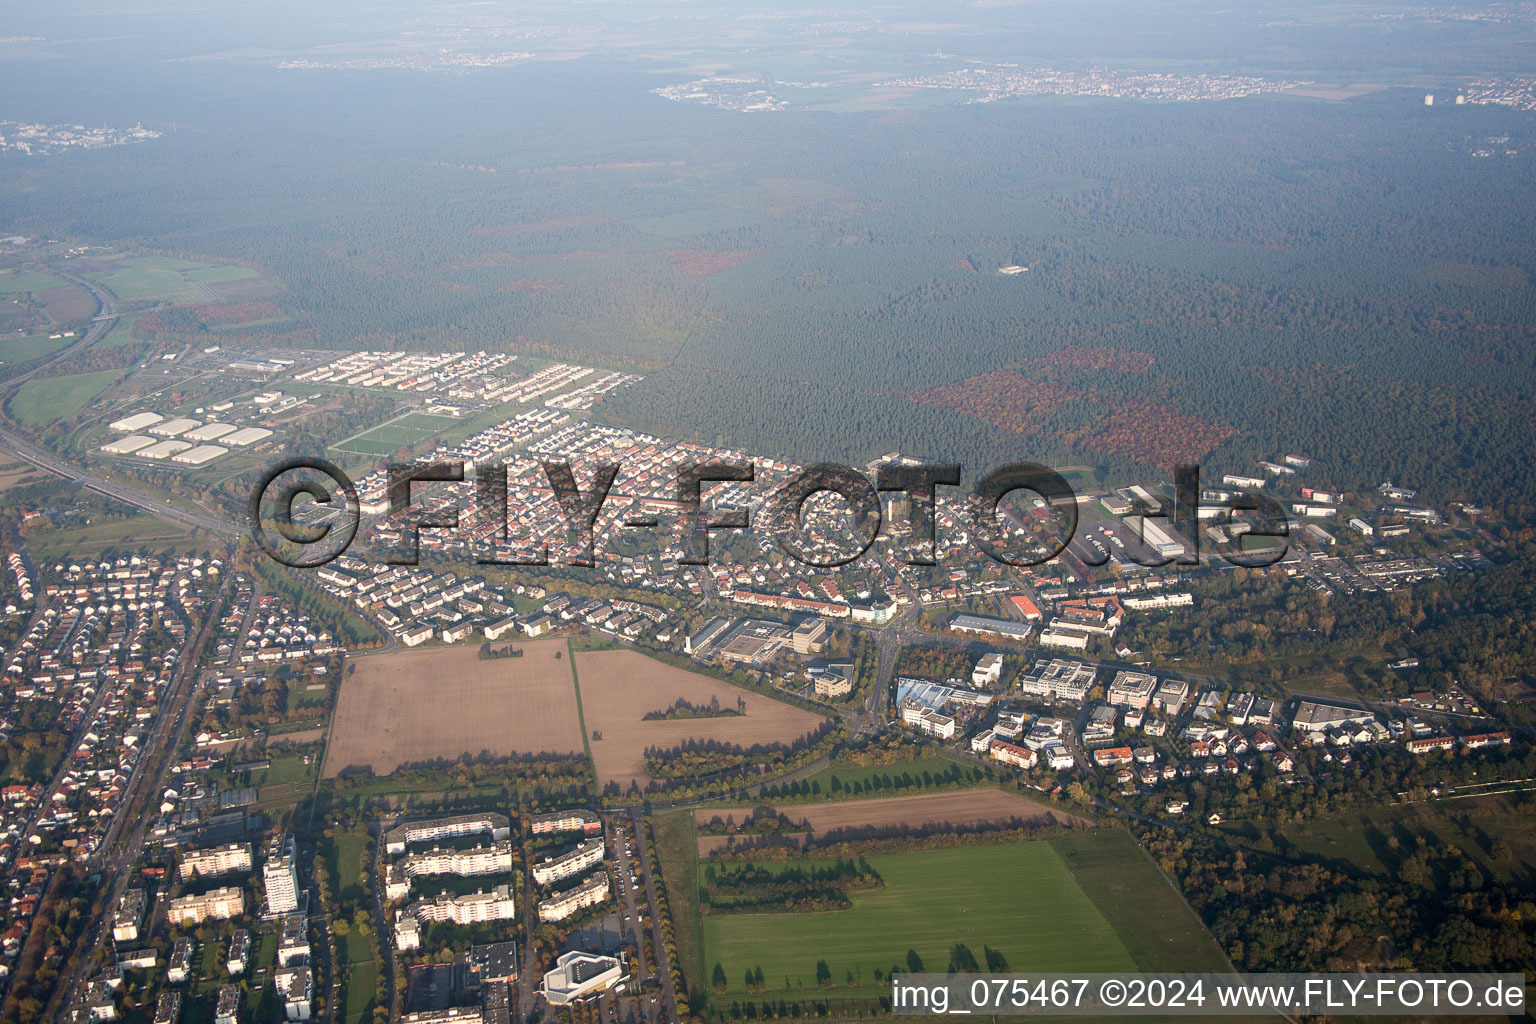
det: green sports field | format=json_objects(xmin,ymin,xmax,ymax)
[
  {"xmin": 700, "ymin": 843, "xmax": 1136, "ymax": 1000},
  {"xmin": 330, "ymin": 411, "xmax": 459, "ymax": 457}
]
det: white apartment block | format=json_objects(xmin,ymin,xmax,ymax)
[
  {"xmin": 531, "ymin": 838, "xmax": 605, "ymax": 887},
  {"xmin": 264, "ymin": 835, "xmax": 301, "ymax": 915},
  {"xmin": 178, "ymin": 843, "xmax": 252, "ymax": 881},
  {"xmin": 168, "ymin": 886, "xmax": 245, "ymax": 925},
  {"xmin": 537, "ymin": 873, "xmax": 610, "ymax": 923}
]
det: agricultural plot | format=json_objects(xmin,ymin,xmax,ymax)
[
  {"xmin": 700, "ymin": 842, "xmax": 1136, "ymax": 1000},
  {"xmin": 330, "ymin": 412, "xmax": 459, "ymax": 458},
  {"xmin": 323, "ymin": 640, "xmax": 584, "ymax": 777},
  {"xmin": 695, "ymin": 789, "xmax": 1088, "ymax": 853},
  {"xmin": 572, "ymin": 649, "xmax": 828, "ymax": 788}
]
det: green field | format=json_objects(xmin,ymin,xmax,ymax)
[
  {"xmin": 339, "ymin": 931, "xmax": 380, "ymax": 1024},
  {"xmin": 330, "ymin": 411, "xmax": 460, "ymax": 457},
  {"xmin": 101, "ymin": 314, "xmax": 144, "ymax": 347},
  {"xmin": 700, "ymin": 843, "xmax": 1136, "ymax": 1000},
  {"xmin": 84, "ymin": 254, "xmax": 258, "ymax": 303},
  {"xmin": 1048, "ymin": 829, "xmax": 1232, "ymax": 972},
  {"xmin": 5, "ymin": 368, "xmax": 123, "ymax": 425},
  {"xmin": 0, "ymin": 334, "xmax": 71, "ymax": 365},
  {"xmin": 0, "ymin": 268, "xmax": 64, "ymax": 294},
  {"xmin": 22, "ymin": 515, "xmax": 198, "ymax": 560},
  {"xmin": 1278, "ymin": 792, "xmax": 1536, "ymax": 885}
]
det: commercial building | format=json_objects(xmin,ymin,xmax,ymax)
[
  {"xmin": 1106, "ymin": 671, "xmax": 1158, "ymax": 710},
  {"xmin": 222, "ymin": 426, "xmax": 274, "ymax": 446},
  {"xmin": 137, "ymin": 439, "xmax": 191, "ymax": 460},
  {"xmin": 1016, "ymin": 658, "xmax": 1096, "ymax": 704},
  {"xmin": 949, "ymin": 613, "xmax": 1033, "ymax": 641},
  {"xmin": 183, "ymin": 422, "xmax": 235, "ymax": 441},
  {"xmin": 539, "ymin": 951, "xmax": 625, "ymax": 1005},
  {"xmin": 110, "ymin": 411, "xmax": 164, "ymax": 432},
  {"xmin": 100, "ymin": 434, "xmax": 156, "ymax": 455},
  {"xmin": 790, "ymin": 618, "xmax": 829, "ymax": 654},
  {"xmin": 1152, "ymin": 678, "xmax": 1190, "ymax": 714},
  {"xmin": 171, "ymin": 444, "xmax": 227, "ymax": 466},
  {"xmin": 898, "ymin": 698, "xmax": 956, "ymax": 740},
  {"xmin": 1292, "ymin": 700, "xmax": 1374, "ymax": 735},
  {"xmin": 972, "ymin": 653, "xmax": 1004, "ymax": 686}
]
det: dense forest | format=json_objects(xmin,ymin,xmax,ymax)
[{"xmin": 4, "ymin": 61, "xmax": 1535, "ymax": 515}]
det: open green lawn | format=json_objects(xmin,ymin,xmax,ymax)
[
  {"xmin": 1048, "ymin": 829, "xmax": 1231, "ymax": 972},
  {"xmin": 0, "ymin": 334, "xmax": 71, "ymax": 364},
  {"xmin": 0, "ymin": 268, "xmax": 64, "ymax": 294},
  {"xmin": 5, "ymin": 368, "xmax": 122, "ymax": 425},
  {"xmin": 700, "ymin": 843, "xmax": 1135, "ymax": 1001},
  {"xmin": 326, "ymin": 826, "xmax": 372, "ymax": 904}
]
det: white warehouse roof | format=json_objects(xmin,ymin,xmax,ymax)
[
  {"xmin": 110, "ymin": 412, "xmax": 164, "ymax": 432},
  {"xmin": 149, "ymin": 417, "xmax": 201, "ymax": 438},
  {"xmin": 172, "ymin": 445, "xmax": 228, "ymax": 466},
  {"xmin": 182, "ymin": 422, "xmax": 235, "ymax": 442},
  {"xmin": 100, "ymin": 435, "xmax": 156, "ymax": 455},
  {"xmin": 137, "ymin": 440, "xmax": 192, "ymax": 460},
  {"xmin": 222, "ymin": 427, "xmax": 273, "ymax": 446}
]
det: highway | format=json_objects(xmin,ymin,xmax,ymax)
[{"xmin": 0, "ymin": 263, "xmax": 243, "ymax": 539}]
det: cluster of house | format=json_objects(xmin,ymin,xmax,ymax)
[
  {"xmin": 310, "ymin": 553, "xmax": 676, "ymax": 649},
  {"xmin": 215, "ymin": 575, "xmax": 340, "ymax": 665},
  {"xmin": 390, "ymin": 813, "xmax": 518, "ymax": 952},
  {"xmin": 0, "ymin": 557, "xmax": 223, "ymax": 981},
  {"xmin": 294, "ymin": 350, "xmax": 529, "ymax": 398},
  {"xmin": 2, "ymin": 551, "xmax": 33, "ymax": 616}
]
